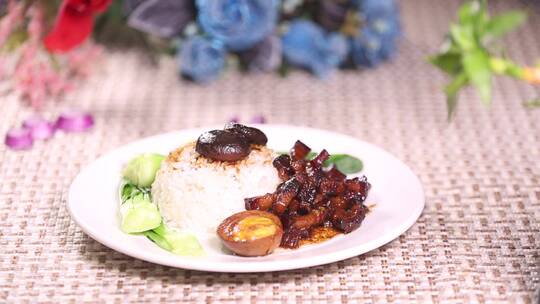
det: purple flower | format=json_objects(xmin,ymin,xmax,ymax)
[
  {"xmin": 227, "ymin": 115, "xmax": 266, "ymax": 124},
  {"xmin": 250, "ymin": 115, "xmax": 266, "ymax": 124},
  {"xmin": 196, "ymin": 0, "xmax": 279, "ymax": 51},
  {"xmin": 122, "ymin": 0, "xmax": 146, "ymax": 15},
  {"xmin": 128, "ymin": 0, "xmax": 195, "ymax": 38},
  {"xmin": 178, "ymin": 36, "xmax": 226, "ymax": 83},
  {"xmin": 238, "ymin": 36, "xmax": 282, "ymax": 73},
  {"xmin": 228, "ymin": 116, "xmax": 240, "ymax": 123},
  {"xmin": 0, "ymin": 0, "xmax": 7, "ymax": 14},
  {"xmin": 282, "ymin": 20, "xmax": 349, "ymax": 78}
]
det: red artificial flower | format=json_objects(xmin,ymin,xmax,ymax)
[{"xmin": 44, "ymin": 0, "xmax": 112, "ymax": 53}]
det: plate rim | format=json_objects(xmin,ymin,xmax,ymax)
[{"xmin": 68, "ymin": 124, "xmax": 425, "ymax": 273}]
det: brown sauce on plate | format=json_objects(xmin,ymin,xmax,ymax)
[
  {"xmin": 299, "ymin": 226, "xmax": 341, "ymax": 246},
  {"xmin": 298, "ymin": 203, "xmax": 376, "ymax": 247}
]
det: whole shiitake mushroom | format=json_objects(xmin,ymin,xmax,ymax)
[
  {"xmin": 217, "ymin": 210, "xmax": 283, "ymax": 257},
  {"xmin": 224, "ymin": 123, "xmax": 268, "ymax": 146},
  {"xmin": 195, "ymin": 129, "xmax": 251, "ymax": 162}
]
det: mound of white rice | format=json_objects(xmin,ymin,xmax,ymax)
[{"xmin": 151, "ymin": 142, "xmax": 280, "ymax": 233}]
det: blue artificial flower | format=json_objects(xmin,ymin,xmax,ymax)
[
  {"xmin": 356, "ymin": 0, "xmax": 401, "ymax": 37},
  {"xmin": 178, "ymin": 36, "xmax": 226, "ymax": 83},
  {"xmin": 368, "ymin": 13, "xmax": 401, "ymax": 38},
  {"xmin": 350, "ymin": 27, "xmax": 397, "ymax": 67},
  {"xmin": 197, "ymin": 0, "xmax": 279, "ymax": 51},
  {"xmin": 355, "ymin": 0, "xmax": 398, "ymax": 17},
  {"xmin": 282, "ymin": 20, "xmax": 349, "ymax": 78},
  {"xmin": 350, "ymin": 0, "xmax": 401, "ymax": 67}
]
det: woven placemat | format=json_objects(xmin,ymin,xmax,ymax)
[{"xmin": 1, "ymin": 0, "xmax": 539, "ymax": 302}]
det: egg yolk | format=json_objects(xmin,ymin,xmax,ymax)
[{"xmin": 232, "ymin": 216, "xmax": 277, "ymax": 241}]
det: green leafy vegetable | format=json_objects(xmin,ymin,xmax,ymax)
[
  {"xmin": 120, "ymin": 193, "xmax": 161, "ymax": 233},
  {"xmin": 331, "ymin": 155, "xmax": 364, "ymax": 174},
  {"xmin": 122, "ymin": 153, "xmax": 165, "ymax": 187},
  {"xmin": 143, "ymin": 223, "xmax": 205, "ymax": 256},
  {"xmin": 279, "ymin": 151, "xmax": 363, "ymax": 174},
  {"xmin": 119, "ymin": 156, "xmax": 205, "ymax": 256},
  {"xmin": 120, "ymin": 180, "xmax": 151, "ymax": 202}
]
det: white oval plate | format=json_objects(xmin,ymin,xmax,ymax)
[{"xmin": 68, "ymin": 125, "xmax": 424, "ymax": 273}]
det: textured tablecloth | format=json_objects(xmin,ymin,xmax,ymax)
[{"xmin": 1, "ymin": 0, "xmax": 539, "ymax": 303}]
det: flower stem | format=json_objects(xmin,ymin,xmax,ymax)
[
  {"xmin": 523, "ymin": 67, "xmax": 540, "ymax": 84},
  {"xmin": 489, "ymin": 57, "xmax": 522, "ymax": 78},
  {"xmin": 489, "ymin": 57, "xmax": 540, "ymax": 84}
]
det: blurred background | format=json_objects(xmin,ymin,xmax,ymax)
[{"xmin": 1, "ymin": 0, "xmax": 539, "ymax": 146}]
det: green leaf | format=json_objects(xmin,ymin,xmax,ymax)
[
  {"xmin": 444, "ymin": 73, "xmax": 469, "ymax": 120},
  {"xmin": 120, "ymin": 197, "xmax": 162, "ymax": 233},
  {"xmin": 479, "ymin": 0, "xmax": 487, "ymax": 11},
  {"xmin": 144, "ymin": 223, "xmax": 205, "ymax": 256},
  {"xmin": 429, "ymin": 52, "xmax": 462, "ymax": 76},
  {"xmin": 450, "ymin": 24, "xmax": 476, "ymax": 51},
  {"xmin": 122, "ymin": 153, "xmax": 165, "ymax": 188},
  {"xmin": 306, "ymin": 152, "xmax": 317, "ymax": 160},
  {"xmin": 462, "ymin": 49, "xmax": 492, "ymax": 104},
  {"xmin": 1, "ymin": 29, "xmax": 28, "ymax": 52},
  {"xmin": 475, "ymin": 16, "xmax": 490, "ymax": 37},
  {"xmin": 121, "ymin": 183, "xmax": 136, "ymax": 202},
  {"xmin": 483, "ymin": 11, "xmax": 526, "ymax": 42},
  {"xmin": 278, "ymin": 152, "xmax": 363, "ymax": 174},
  {"xmin": 458, "ymin": 1, "xmax": 480, "ymax": 25},
  {"xmin": 331, "ymin": 155, "xmax": 364, "ymax": 174},
  {"xmin": 143, "ymin": 230, "xmax": 172, "ymax": 251},
  {"xmin": 120, "ymin": 180, "xmax": 150, "ymax": 203}
]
